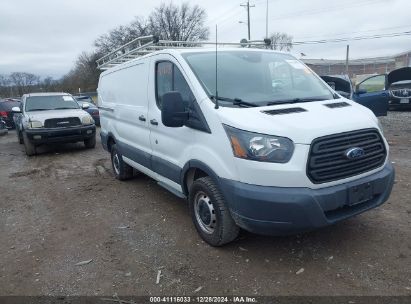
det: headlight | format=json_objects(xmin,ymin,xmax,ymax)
[
  {"xmin": 224, "ymin": 125, "xmax": 294, "ymax": 163},
  {"xmin": 29, "ymin": 120, "xmax": 43, "ymax": 128},
  {"xmin": 81, "ymin": 116, "xmax": 94, "ymax": 125}
]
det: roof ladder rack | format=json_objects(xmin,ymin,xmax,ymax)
[{"xmin": 96, "ymin": 35, "xmax": 272, "ymax": 70}]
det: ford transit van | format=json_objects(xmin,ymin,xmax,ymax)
[{"xmin": 98, "ymin": 47, "xmax": 394, "ymax": 246}]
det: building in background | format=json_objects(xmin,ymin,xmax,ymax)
[{"xmin": 303, "ymin": 49, "xmax": 411, "ymax": 83}]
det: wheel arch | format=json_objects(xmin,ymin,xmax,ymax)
[
  {"xmin": 181, "ymin": 160, "xmax": 222, "ymax": 196},
  {"xmin": 101, "ymin": 131, "xmax": 116, "ymax": 152}
]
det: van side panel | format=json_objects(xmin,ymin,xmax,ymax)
[{"xmin": 99, "ymin": 60, "xmax": 152, "ymax": 169}]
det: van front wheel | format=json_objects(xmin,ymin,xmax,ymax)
[
  {"xmin": 110, "ymin": 144, "xmax": 133, "ymax": 180},
  {"xmin": 189, "ymin": 177, "xmax": 239, "ymax": 246}
]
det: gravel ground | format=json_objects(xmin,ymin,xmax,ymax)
[{"xmin": 0, "ymin": 111, "xmax": 410, "ymax": 296}]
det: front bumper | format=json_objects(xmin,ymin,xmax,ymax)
[
  {"xmin": 25, "ymin": 125, "xmax": 96, "ymax": 144},
  {"xmin": 389, "ymin": 98, "xmax": 411, "ymax": 109},
  {"xmin": 220, "ymin": 163, "xmax": 395, "ymax": 235}
]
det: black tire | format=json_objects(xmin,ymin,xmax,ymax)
[
  {"xmin": 189, "ymin": 176, "xmax": 239, "ymax": 246},
  {"xmin": 18, "ymin": 130, "xmax": 23, "ymax": 144},
  {"xmin": 22, "ymin": 131, "xmax": 36, "ymax": 156},
  {"xmin": 84, "ymin": 135, "xmax": 96, "ymax": 149},
  {"xmin": 111, "ymin": 144, "xmax": 133, "ymax": 180}
]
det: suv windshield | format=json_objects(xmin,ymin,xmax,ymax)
[
  {"xmin": 25, "ymin": 95, "xmax": 79, "ymax": 112},
  {"xmin": 182, "ymin": 50, "xmax": 334, "ymax": 107}
]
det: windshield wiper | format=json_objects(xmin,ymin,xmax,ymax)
[
  {"xmin": 54, "ymin": 107, "xmax": 76, "ymax": 110},
  {"xmin": 267, "ymin": 97, "xmax": 329, "ymax": 106},
  {"xmin": 210, "ymin": 96, "xmax": 257, "ymax": 107}
]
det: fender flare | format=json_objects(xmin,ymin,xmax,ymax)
[
  {"xmin": 180, "ymin": 159, "xmax": 222, "ymax": 196},
  {"xmin": 101, "ymin": 131, "xmax": 116, "ymax": 152}
]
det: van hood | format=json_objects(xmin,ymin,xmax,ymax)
[
  {"xmin": 387, "ymin": 67, "xmax": 411, "ymax": 86},
  {"xmin": 26, "ymin": 109, "xmax": 89, "ymax": 124},
  {"xmin": 216, "ymin": 99, "xmax": 379, "ymax": 144}
]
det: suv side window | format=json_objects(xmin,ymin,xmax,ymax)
[
  {"xmin": 156, "ymin": 61, "xmax": 195, "ymax": 109},
  {"xmin": 358, "ymin": 75, "xmax": 386, "ymax": 93}
]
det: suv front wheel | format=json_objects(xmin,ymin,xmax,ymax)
[
  {"xmin": 84, "ymin": 136, "xmax": 96, "ymax": 149},
  {"xmin": 189, "ymin": 177, "xmax": 239, "ymax": 246},
  {"xmin": 22, "ymin": 131, "xmax": 36, "ymax": 156}
]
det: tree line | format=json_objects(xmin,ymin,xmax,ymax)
[{"xmin": 0, "ymin": 2, "xmax": 292, "ymax": 99}]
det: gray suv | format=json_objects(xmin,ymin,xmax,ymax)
[{"xmin": 13, "ymin": 93, "xmax": 96, "ymax": 156}]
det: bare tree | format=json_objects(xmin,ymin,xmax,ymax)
[
  {"xmin": 60, "ymin": 51, "xmax": 102, "ymax": 93},
  {"xmin": 148, "ymin": 2, "xmax": 209, "ymax": 41},
  {"xmin": 9, "ymin": 72, "xmax": 40, "ymax": 96},
  {"xmin": 269, "ymin": 32, "xmax": 293, "ymax": 51},
  {"xmin": 94, "ymin": 2, "xmax": 209, "ymax": 54},
  {"xmin": 95, "ymin": 17, "xmax": 150, "ymax": 54}
]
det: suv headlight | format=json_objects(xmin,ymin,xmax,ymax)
[
  {"xmin": 81, "ymin": 116, "xmax": 94, "ymax": 125},
  {"xmin": 29, "ymin": 120, "xmax": 43, "ymax": 128},
  {"xmin": 224, "ymin": 125, "xmax": 294, "ymax": 163}
]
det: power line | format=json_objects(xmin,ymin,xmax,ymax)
[
  {"xmin": 206, "ymin": 4, "xmax": 240, "ymax": 26},
  {"xmin": 271, "ymin": 0, "xmax": 386, "ymax": 21},
  {"xmin": 295, "ymin": 24, "xmax": 411, "ymax": 40},
  {"xmin": 293, "ymin": 30, "xmax": 411, "ymax": 45},
  {"xmin": 206, "ymin": 6, "xmax": 244, "ymax": 28}
]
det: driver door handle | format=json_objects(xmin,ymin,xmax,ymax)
[
  {"xmin": 139, "ymin": 115, "xmax": 146, "ymax": 122},
  {"xmin": 150, "ymin": 119, "xmax": 158, "ymax": 126}
]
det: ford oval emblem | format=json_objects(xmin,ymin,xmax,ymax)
[{"xmin": 345, "ymin": 147, "xmax": 365, "ymax": 160}]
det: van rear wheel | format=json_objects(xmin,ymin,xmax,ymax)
[
  {"xmin": 189, "ymin": 177, "xmax": 239, "ymax": 246},
  {"xmin": 111, "ymin": 144, "xmax": 133, "ymax": 180}
]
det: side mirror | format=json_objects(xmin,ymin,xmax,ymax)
[
  {"xmin": 82, "ymin": 102, "xmax": 90, "ymax": 109},
  {"xmin": 11, "ymin": 107, "xmax": 21, "ymax": 113},
  {"xmin": 161, "ymin": 92, "xmax": 188, "ymax": 128}
]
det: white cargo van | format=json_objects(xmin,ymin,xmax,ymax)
[{"xmin": 97, "ymin": 39, "xmax": 394, "ymax": 246}]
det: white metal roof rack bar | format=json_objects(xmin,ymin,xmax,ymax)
[{"xmin": 97, "ymin": 35, "xmax": 271, "ymax": 70}]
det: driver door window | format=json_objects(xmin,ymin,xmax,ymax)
[
  {"xmin": 358, "ymin": 75, "xmax": 386, "ymax": 93},
  {"xmin": 155, "ymin": 61, "xmax": 195, "ymax": 110}
]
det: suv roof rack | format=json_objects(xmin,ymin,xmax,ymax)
[{"xmin": 96, "ymin": 35, "xmax": 271, "ymax": 70}]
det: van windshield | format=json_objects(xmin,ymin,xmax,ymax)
[{"xmin": 182, "ymin": 51, "xmax": 334, "ymax": 107}]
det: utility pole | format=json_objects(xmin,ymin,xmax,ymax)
[
  {"xmin": 345, "ymin": 45, "xmax": 350, "ymax": 75},
  {"xmin": 265, "ymin": 0, "xmax": 268, "ymax": 38},
  {"xmin": 240, "ymin": 1, "xmax": 255, "ymax": 40}
]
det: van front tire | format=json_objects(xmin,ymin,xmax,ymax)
[
  {"xmin": 189, "ymin": 177, "xmax": 239, "ymax": 246},
  {"xmin": 111, "ymin": 144, "xmax": 133, "ymax": 180}
]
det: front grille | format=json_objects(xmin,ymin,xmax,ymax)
[
  {"xmin": 391, "ymin": 88, "xmax": 411, "ymax": 98},
  {"xmin": 307, "ymin": 129, "xmax": 386, "ymax": 184},
  {"xmin": 44, "ymin": 117, "xmax": 81, "ymax": 128}
]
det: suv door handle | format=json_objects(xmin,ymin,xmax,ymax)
[
  {"xmin": 139, "ymin": 115, "xmax": 146, "ymax": 122},
  {"xmin": 150, "ymin": 119, "xmax": 158, "ymax": 126}
]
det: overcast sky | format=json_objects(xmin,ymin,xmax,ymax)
[{"xmin": 1, "ymin": 0, "xmax": 410, "ymax": 78}]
